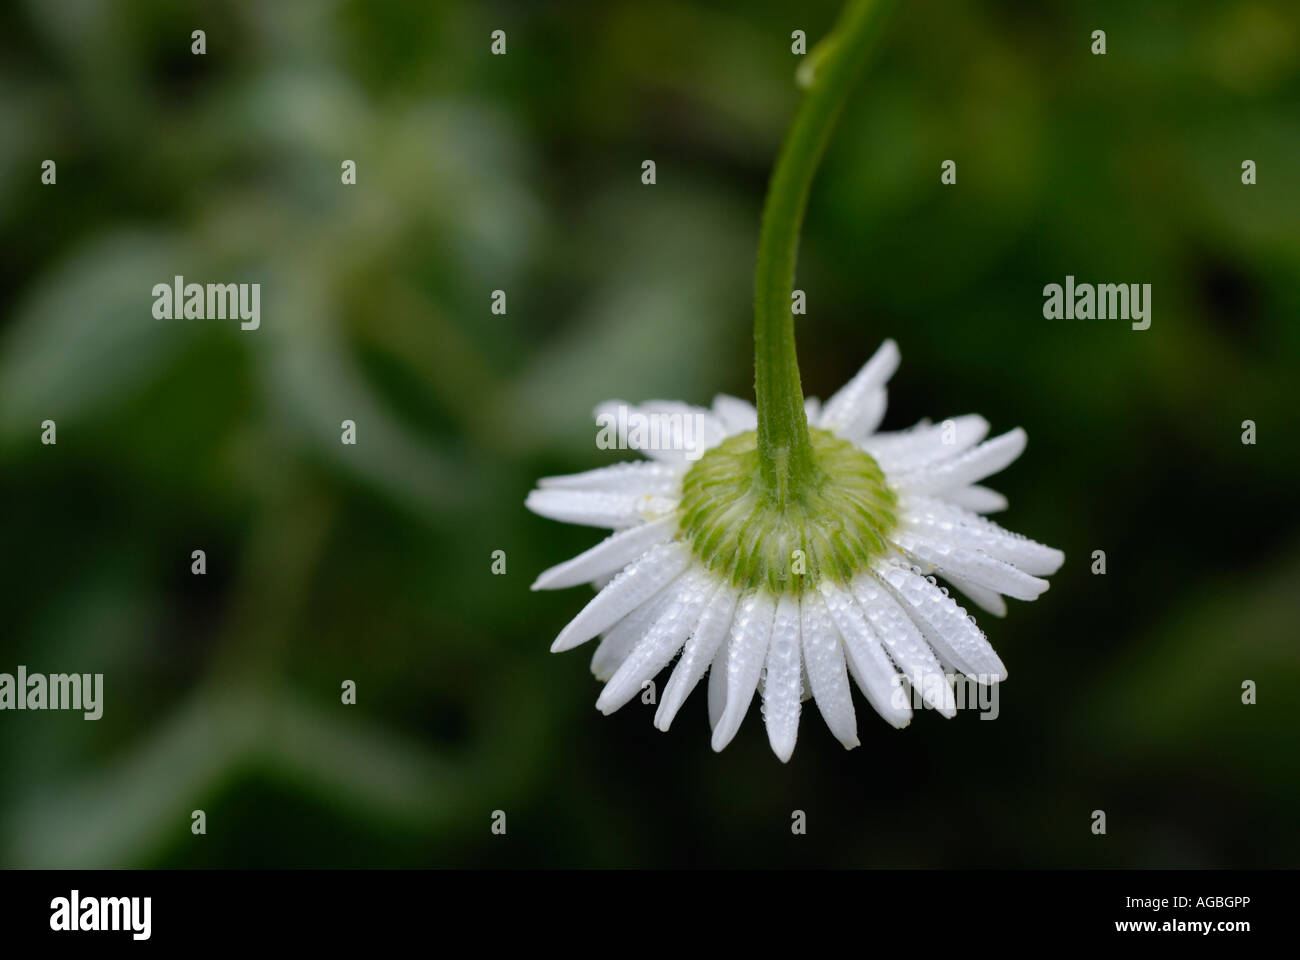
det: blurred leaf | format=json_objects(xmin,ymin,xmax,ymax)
[
  {"xmin": 5, "ymin": 689, "xmax": 257, "ymax": 868},
  {"xmin": 260, "ymin": 250, "xmax": 472, "ymax": 518},
  {"xmin": 499, "ymin": 185, "xmax": 751, "ymax": 454},
  {"xmin": 0, "ymin": 231, "xmax": 203, "ymax": 438},
  {"xmin": 263, "ymin": 693, "xmax": 467, "ymax": 830}
]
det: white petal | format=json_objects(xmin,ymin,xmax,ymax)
[
  {"xmin": 707, "ymin": 649, "xmax": 727, "ymax": 732},
  {"xmin": 525, "ymin": 488, "xmax": 677, "ymax": 529},
  {"xmin": 711, "ymin": 592, "xmax": 777, "ymax": 751},
  {"xmin": 818, "ymin": 582, "xmax": 912, "ymax": 728},
  {"xmin": 818, "ymin": 340, "xmax": 899, "ymax": 439},
  {"xmin": 596, "ymin": 569, "xmax": 717, "ymax": 714},
  {"xmin": 893, "ymin": 428, "xmax": 1026, "ymax": 494},
  {"xmin": 590, "ymin": 586, "xmax": 675, "ymax": 681},
  {"xmin": 851, "ymin": 575, "xmax": 955, "ymax": 716},
  {"xmin": 531, "ymin": 517, "xmax": 678, "ymax": 590},
  {"xmin": 799, "ymin": 589, "xmax": 859, "ymax": 749},
  {"xmin": 711, "ymin": 394, "xmax": 757, "ymax": 434},
  {"xmin": 638, "ymin": 401, "xmax": 728, "ymax": 453},
  {"xmin": 893, "ymin": 530, "xmax": 1050, "ymax": 601},
  {"xmin": 594, "ymin": 400, "xmax": 726, "ymax": 462},
  {"xmin": 944, "ymin": 485, "xmax": 1008, "ymax": 514},
  {"xmin": 538, "ymin": 461, "xmax": 683, "ymax": 495},
  {"xmin": 804, "ymin": 397, "xmax": 821, "ymax": 423},
  {"xmin": 762, "ymin": 595, "xmax": 804, "ymax": 762},
  {"xmin": 902, "ymin": 495, "xmax": 1064, "ymax": 576},
  {"xmin": 941, "ymin": 573, "xmax": 1007, "ymax": 617},
  {"xmin": 837, "ymin": 389, "xmax": 887, "ymax": 443},
  {"xmin": 655, "ymin": 584, "xmax": 739, "ymax": 731},
  {"xmin": 551, "ymin": 542, "xmax": 691, "ymax": 652},
  {"xmin": 861, "ymin": 415, "xmax": 989, "ymax": 473},
  {"xmin": 874, "ymin": 559, "xmax": 1006, "ymax": 680}
]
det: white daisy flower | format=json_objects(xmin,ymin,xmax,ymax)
[
  {"xmin": 527, "ymin": 0, "xmax": 1059, "ymax": 762},
  {"xmin": 527, "ymin": 339, "xmax": 1064, "ymax": 761}
]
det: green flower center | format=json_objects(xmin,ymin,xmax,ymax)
[{"xmin": 677, "ymin": 427, "xmax": 899, "ymax": 595}]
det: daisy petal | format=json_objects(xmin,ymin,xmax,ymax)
[
  {"xmin": 538, "ymin": 461, "xmax": 683, "ymax": 495},
  {"xmin": 711, "ymin": 394, "xmax": 758, "ymax": 434},
  {"xmin": 551, "ymin": 542, "xmax": 691, "ymax": 652},
  {"xmin": 707, "ymin": 649, "xmax": 727, "ymax": 733},
  {"xmin": 762, "ymin": 595, "xmax": 804, "ymax": 762},
  {"xmin": 893, "ymin": 428, "xmax": 1026, "ymax": 494},
  {"xmin": 941, "ymin": 573, "xmax": 1007, "ymax": 618},
  {"xmin": 655, "ymin": 585, "xmax": 739, "ymax": 731},
  {"xmin": 594, "ymin": 401, "xmax": 725, "ymax": 462},
  {"xmin": 818, "ymin": 339, "xmax": 899, "ymax": 439},
  {"xmin": 839, "ymin": 389, "xmax": 887, "ymax": 443},
  {"xmin": 637, "ymin": 401, "xmax": 728, "ymax": 452},
  {"xmin": 851, "ymin": 575, "xmax": 955, "ymax": 716},
  {"xmin": 591, "ymin": 586, "xmax": 675, "ymax": 681},
  {"xmin": 532, "ymin": 517, "xmax": 678, "ymax": 590},
  {"xmin": 804, "ymin": 397, "xmax": 821, "ymax": 423},
  {"xmin": 525, "ymin": 488, "xmax": 677, "ymax": 529},
  {"xmin": 902, "ymin": 495, "xmax": 1064, "ymax": 576},
  {"xmin": 944, "ymin": 485, "xmax": 1009, "ymax": 514},
  {"xmin": 861, "ymin": 415, "xmax": 989, "ymax": 473},
  {"xmin": 711, "ymin": 592, "xmax": 778, "ymax": 751},
  {"xmin": 874, "ymin": 559, "xmax": 1006, "ymax": 681},
  {"xmin": 799, "ymin": 589, "xmax": 859, "ymax": 749},
  {"xmin": 894, "ymin": 531, "xmax": 1050, "ymax": 601},
  {"xmin": 819, "ymin": 582, "xmax": 912, "ymax": 728},
  {"xmin": 596, "ymin": 570, "xmax": 717, "ymax": 714}
]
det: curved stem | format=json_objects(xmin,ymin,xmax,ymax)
[{"xmin": 753, "ymin": 0, "xmax": 898, "ymax": 502}]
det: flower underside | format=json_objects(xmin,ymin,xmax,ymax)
[{"xmin": 677, "ymin": 427, "xmax": 898, "ymax": 595}]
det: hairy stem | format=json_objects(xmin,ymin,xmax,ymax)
[{"xmin": 753, "ymin": 0, "xmax": 898, "ymax": 502}]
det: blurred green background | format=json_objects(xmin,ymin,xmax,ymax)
[{"xmin": 1, "ymin": 0, "xmax": 1297, "ymax": 868}]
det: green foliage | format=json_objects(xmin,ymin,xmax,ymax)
[{"xmin": 0, "ymin": 0, "xmax": 1296, "ymax": 867}]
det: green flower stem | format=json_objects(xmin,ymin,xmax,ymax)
[{"xmin": 753, "ymin": 0, "xmax": 898, "ymax": 503}]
